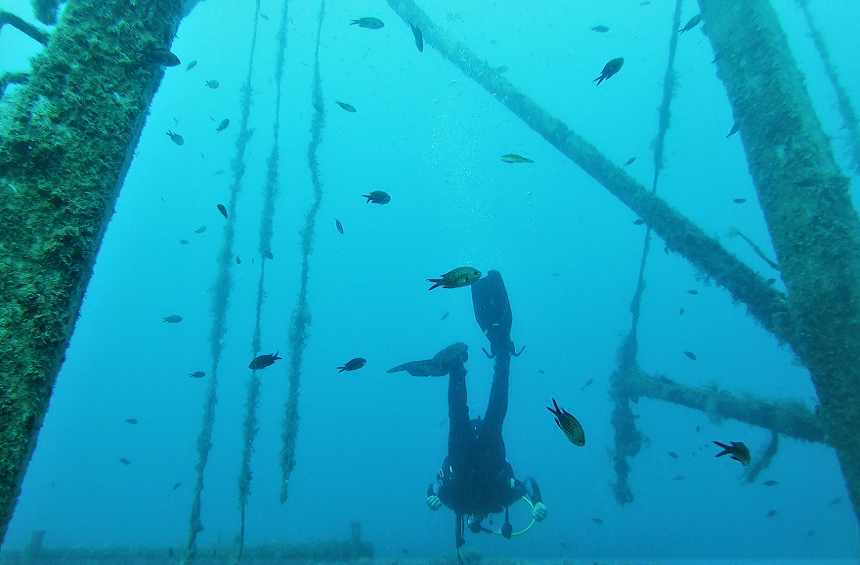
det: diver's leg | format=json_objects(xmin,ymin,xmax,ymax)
[
  {"xmin": 447, "ymin": 362, "xmax": 470, "ymax": 457},
  {"xmin": 483, "ymin": 352, "xmax": 510, "ymax": 436}
]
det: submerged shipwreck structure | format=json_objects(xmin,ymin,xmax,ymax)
[{"xmin": 1, "ymin": 0, "xmax": 859, "ymax": 559}]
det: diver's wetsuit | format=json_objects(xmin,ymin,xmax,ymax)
[{"xmin": 428, "ymin": 270, "xmax": 543, "ymax": 550}]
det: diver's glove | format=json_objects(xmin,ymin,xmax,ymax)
[
  {"xmin": 532, "ymin": 501, "xmax": 547, "ymax": 522},
  {"xmin": 427, "ymin": 494, "xmax": 442, "ymax": 511}
]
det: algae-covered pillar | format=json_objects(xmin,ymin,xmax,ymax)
[
  {"xmin": 0, "ymin": 0, "xmax": 180, "ymax": 544},
  {"xmin": 699, "ymin": 0, "xmax": 860, "ymax": 528}
]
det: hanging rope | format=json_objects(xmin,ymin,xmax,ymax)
[
  {"xmin": 182, "ymin": 2, "xmax": 261, "ymax": 563},
  {"xmin": 609, "ymin": 0, "xmax": 684, "ymax": 505},
  {"xmin": 279, "ymin": 0, "xmax": 326, "ymax": 504},
  {"xmin": 236, "ymin": 0, "xmax": 290, "ymax": 559}
]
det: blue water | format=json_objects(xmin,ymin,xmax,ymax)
[{"xmin": 1, "ymin": 0, "xmax": 859, "ymax": 559}]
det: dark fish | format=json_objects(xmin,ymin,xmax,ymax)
[
  {"xmin": 169, "ymin": 548, "xmax": 174, "ymax": 557},
  {"xmin": 249, "ymin": 352, "xmax": 282, "ymax": 370},
  {"xmin": 205, "ymin": 80, "xmax": 220, "ymax": 89},
  {"xmin": 679, "ymin": 14, "xmax": 702, "ymax": 34},
  {"xmin": 550, "ymin": 272, "xmax": 560, "ymax": 277},
  {"xmin": 185, "ymin": 60, "xmax": 198, "ymax": 72},
  {"xmin": 179, "ymin": 239, "xmax": 189, "ymax": 245},
  {"xmin": 337, "ymin": 358, "xmax": 367, "ymax": 373},
  {"xmin": 591, "ymin": 518, "xmax": 603, "ymax": 524},
  {"xmin": 363, "ymin": 190, "xmax": 391, "ymax": 204},
  {"xmin": 119, "ymin": 457, "xmax": 131, "ymax": 465},
  {"xmin": 263, "ymin": 250, "xmax": 274, "ymax": 260},
  {"xmin": 807, "ymin": 530, "xmax": 816, "ymax": 537},
  {"xmin": 633, "ymin": 218, "xmax": 645, "ymax": 225},
  {"xmin": 125, "ymin": 418, "xmax": 138, "ymax": 424},
  {"xmin": 172, "ymin": 482, "xmax": 181, "ymax": 490},
  {"xmin": 163, "ymin": 315, "xmax": 183, "ymax": 323},
  {"xmin": 351, "ymin": 17, "xmax": 384, "ymax": 29},
  {"xmin": 335, "ymin": 219, "xmax": 344, "ymax": 234},
  {"xmin": 673, "ymin": 475, "xmax": 684, "ymax": 481},
  {"xmin": 216, "ymin": 119, "xmax": 230, "ymax": 133},
  {"xmin": 217, "ymin": 204, "xmax": 228, "ymax": 218},
  {"xmin": 189, "ymin": 371, "xmax": 205, "ymax": 378},
  {"xmin": 763, "ymin": 480, "xmax": 778, "ymax": 486},
  {"xmin": 495, "ymin": 65, "xmax": 509, "ymax": 74},
  {"xmin": 140, "ymin": 48, "xmax": 181, "ymax": 67},
  {"xmin": 235, "ymin": 256, "xmax": 241, "ymax": 264},
  {"xmin": 441, "ymin": 312, "xmax": 449, "ymax": 320},
  {"xmin": 831, "ymin": 497, "xmax": 842, "ymax": 505},
  {"xmin": 624, "ymin": 157, "xmax": 636, "ymax": 166},
  {"xmin": 428, "ymin": 267, "xmax": 482, "ymax": 290},
  {"xmin": 766, "ymin": 278, "xmax": 776, "ymax": 285},
  {"xmin": 537, "ymin": 369, "xmax": 545, "ymax": 375},
  {"xmin": 684, "ymin": 351, "xmax": 697, "ymax": 360},
  {"xmin": 696, "ymin": 425, "xmax": 700, "ymax": 432},
  {"xmin": 594, "ymin": 57, "xmax": 623, "ymax": 85},
  {"xmin": 409, "ymin": 23, "xmax": 423, "ymax": 52},
  {"xmin": 195, "ymin": 226, "xmax": 207, "ymax": 234},
  {"xmin": 500, "ymin": 153, "xmax": 534, "ymax": 163},
  {"xmin": 336, "ymin": 101, "xmax": 357, "ymax": 113},
  {"xmin": 668, "ymin": 451, "xmax": 679, "ymax": 459},
  {"xmin": 547, "ymin": 398, "xmax": 585, "ymax": 446},
  {"xmin": 260, "ymin": 13, "xmax": 269, "ymax": 20},
  {"xmin": 166, "ymin": 130, "xmax": 184, "ymax": 145},
  {"xmin": 733, "ymin": 198, "xmax": 746, "ymax": 203},
  {"xmin": 591, "ymin": 25, "xmax": 609, "ymax": 33},
  {"xmin": 713, "ymin": 440, "xmax": 751, "ymax": 466},
  {"xmin": 687, "ymin": 290, "xmax": 699, "ymax": 295},
  {"xmin": 581, "ymin": 378, "xmax": 593, "ymax": 391},
  {"xmin": 766, "ymin": 510, "xmax": 778, "ymax": 518},
  {"xmin": 680, "ymin": 307, "xmax": 685, "ymax": 315},
  {"xmin": 215, "ymin": 170, "xmax": 225, "ymax": 175},
  {"xmin": 726, "ymin": 122, "xmax": 740, "ymax": 138}
]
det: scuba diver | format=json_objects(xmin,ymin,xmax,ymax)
[{"xmin": 388, "ymin": 270, "xmax": 546, "ymax": 557}]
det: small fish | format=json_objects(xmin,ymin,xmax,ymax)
[
  {"xmin": 684, "ymin": 351, "xmax": 697, "ymax": 360},
  {"xmin": 624, "ymin": 157, "xmax": 636, "ymax": 166},
  {"xmin": 673, "ymin": 475, "xmax": 684, "ymax": 481},
  {"xmin": 351, "ymin": 17, "xmax": 384, "ymax": 29},
  {"xmin": 216, "ymin": 119, "xmax": 230, "ymax": 133},
  {"xmin": 591, "ymin": 26, "xmax": 609, "ymax": 33},
  {"xmin": 179, "ymin": 239, "xmax": 189, "ymax": 245},
  {"xmin": 537, "ymin": 369, "xmax": 545, "ymax": 375},
  {"xmin": 263, "ymin": 250, "xmax": 274, "ymax": 260},
  {"xmin": 163, "ymin": 315, "xmax": 183, "ymax": 323},
  {"xmin": 172, "ymin": 482, "xmax": 182, "ymax": 491},
  {"xmin": 205, "ymin": 80, "xmax": 220, "ymax": 89},
  {"xmin": 547, "ymin": 398, "xmax": 585, "ymax": 446},
  {"xmin": 217, "ymin": 204, "xmax": 228, "ymax": 218},
  {"xmin": 119, "ymin": 457, "xmax": 131, "ymax": 465},
  {"xmin": 668, "ymin": 451, "xmax": 679, "ymax": 459},
  {"xmin": 169, "ymin": 548, "xmax": 175, "ymax": 557},
  {"xmin": 336, "ymin": 219, "xmax": 344, "ymax": 234},
  {"xmin": 214, "ymin": 170, "xmax": 225, "ymax": 175},
  {"xmin": 591, "ymin": 518, "xmax": 603, "ymax": 524},
  {"xmin": 495, "ymin": 65, "xmax": 509, "ymax": 74},
  {"xmin": 679, "ymin": 14, "xmax": 702, "ymax": 34},
  {"xmin": 166, "ymin": 130, "xmax": 184, "ymax": 145},
  {"xmin": 409, "ymin": 23, "xmax": 423, "ymax": 52},
  {"xmin": 441, "ymin": 312, "xmax": 449, "ymax": 320},
  {"xmin": 763, "ymin": 480, "xmax": 778, "ymax": 486},
  {"xmin": 696, "ymin": 425, "xmax": 700, "ymax": 432},
  {"xmin": 140, "ymin": 48, "xmax": 181, "ymax": 67},
  {"xmin": 185, "ymin": 60, "xmax": 198, "ymax": 72},
  {"xmin": 687, "ymin": 290, "xmax": 699, "ymax": 295},
  {"xmin": 831, "ymin": 497, "xmax": 842, "ymax": 505},
  {"xmin": 633, "ymin": 218, "xmax": 645, "ymax": 225},
  {"xmin": 766, "ymin": 510, "xmax": 778, "ymax": 518},
  {"xmin": 260, "ymin": 13, "xmax": 269, "ymax": 20},
  {"xmin": 641, "ymin": 1, "xmax": 651, "ymax": 5},
  {"xmin": 402, "ymin": 549, "xmax": 410, "ymax": 555},
  {"xmin": 249, "ymin": 352, "xmax": 282, "ymax": 370},
  {"xmin": 581, "ymin": 378, "xmax": 593, "ymax": 391},
  {"xmin": 195, "ymin": 226, "xmax": 207, "ymax": 234},
  {"xmin": 189, "ymin": 371, "xmax": 205, "ymax": 378},
  {"xmin": 807, "ymin": 530, "xmax": 816, "ymax": 537},
  {"xmin": 726, "ymin": 122, "xmax": 740, "ymax": 138},
  {"xmin": 733, "ymin": 198, "xmax": 746, "ymax": 203},
  {"xmin": 766, "ymin": 278, "xmax": 776, "ymax": 285},
  {"xmin": 363, "ymin": 190, "xmax": 391, "ymax": 204},
  {"xmin": 594, "ymin": 57, "xmax": 624, "ymax": 85},
  {"xmin": 125, "ymin": 418, "xmax": 138, "ymax": 424},
  {"xmin": 713, "ymin": 440, "xmax": 751, "ymax": 466},
  {"xmin": 235, "ymin": 256, "xmax": 241, "ymax": 264},
  {"xmin": 679, "ymin": 307, "xmax": 685, "ymax": 315},
  {"xmin": 338, "ymin": 358, "xmax": 367, "ymax": 373},
  {"xmin": 428, "ymin": 267, "xmax": 482, "ymax": 290},
  {"xmin": 336, "ymin": 101, "xmax": 357, "ymax": 113},
  {"xmin": 550, "ymin": 272, "xmax": 560, "ymax": 277},
  {"xmin": 501, "ymin": 154, "xmax": 534, "ymax": 163}
]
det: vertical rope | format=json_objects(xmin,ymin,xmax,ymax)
[
  {"xmin": 279, "ymin": 0, "xmax": 326, "ymax": 504},
  {"xmin": 182, "ymin": 2, "xmax": 261, "ymax": 563}
]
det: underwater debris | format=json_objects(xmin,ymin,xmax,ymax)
[
  {"xmin": 547, "ymin": 398, "xmax": 585, "ymax": 446},
  {"xmin": 336, "ymin": 101, "xmax": 356, "ymax": 112},
  {"xmin": 594, "ymin": 57, "xmax": 623, "ymax": 85},
  {"xmin": 427, "ymin": 267, "xmax": 482, "ymax": 290},
  {"xmin": 166, "ymin": 130, "xmax": 184, "ymax": 145},
  {"xmin": 163, "ymin": 315, "xmax": 183, "ymax": 323},
  {"xmin": 337, "ymin": 358, "xmax": 367, "ymax": 373},
  {"xmin": 363, "ymin": 190, "xmax": 390, "ymax": 204},
  {"xmin": 351, "ymin": 17, "xmax": 384, "ymax": 29},
  {"xmin": 501, "ymin": 153, "xmax": 533, "ymax": 163}
]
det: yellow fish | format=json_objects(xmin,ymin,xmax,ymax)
[
  {"xmin": 427, "ymin": 267, "xmax": 482, "ymax": 290},
  {"xmin": 501, "ymin": 154, "xmax": 534, "ymax": 163},
  {"xmin": 547, "ymin": 398, "xmax": 585, "ymax": 446}
]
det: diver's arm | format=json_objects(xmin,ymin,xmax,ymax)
[
  {"xmin": 523, "ymin": 476, "xmax": 542, "ymax": 504},
  {"xmin": 427, "ymin": 483, "xmax": 442, "ymax": 511}
]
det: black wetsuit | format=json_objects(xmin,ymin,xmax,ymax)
[{"xmin": 428, "ymin": 270, "xmax": 542, "ymax": 549}]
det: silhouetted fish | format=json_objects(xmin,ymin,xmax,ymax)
[
  {"xmin": 336, "ymin": 219, "xmax": 344, "ymax": 234},
  {"xmin": 217, "ymin": 204, "xmax": 227, "ymax": 218}
]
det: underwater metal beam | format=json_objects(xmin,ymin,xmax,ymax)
[
  {"xmin": 385, "ymin": 0, "xmax": 798, "ymax": 354},
  {"xmin": 699, "ymin": 0, "xmax": 860, "ymax": 530},
  {"xmin": 0, "ymin": 0, "xmax": 180, "ymax": 544}
]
